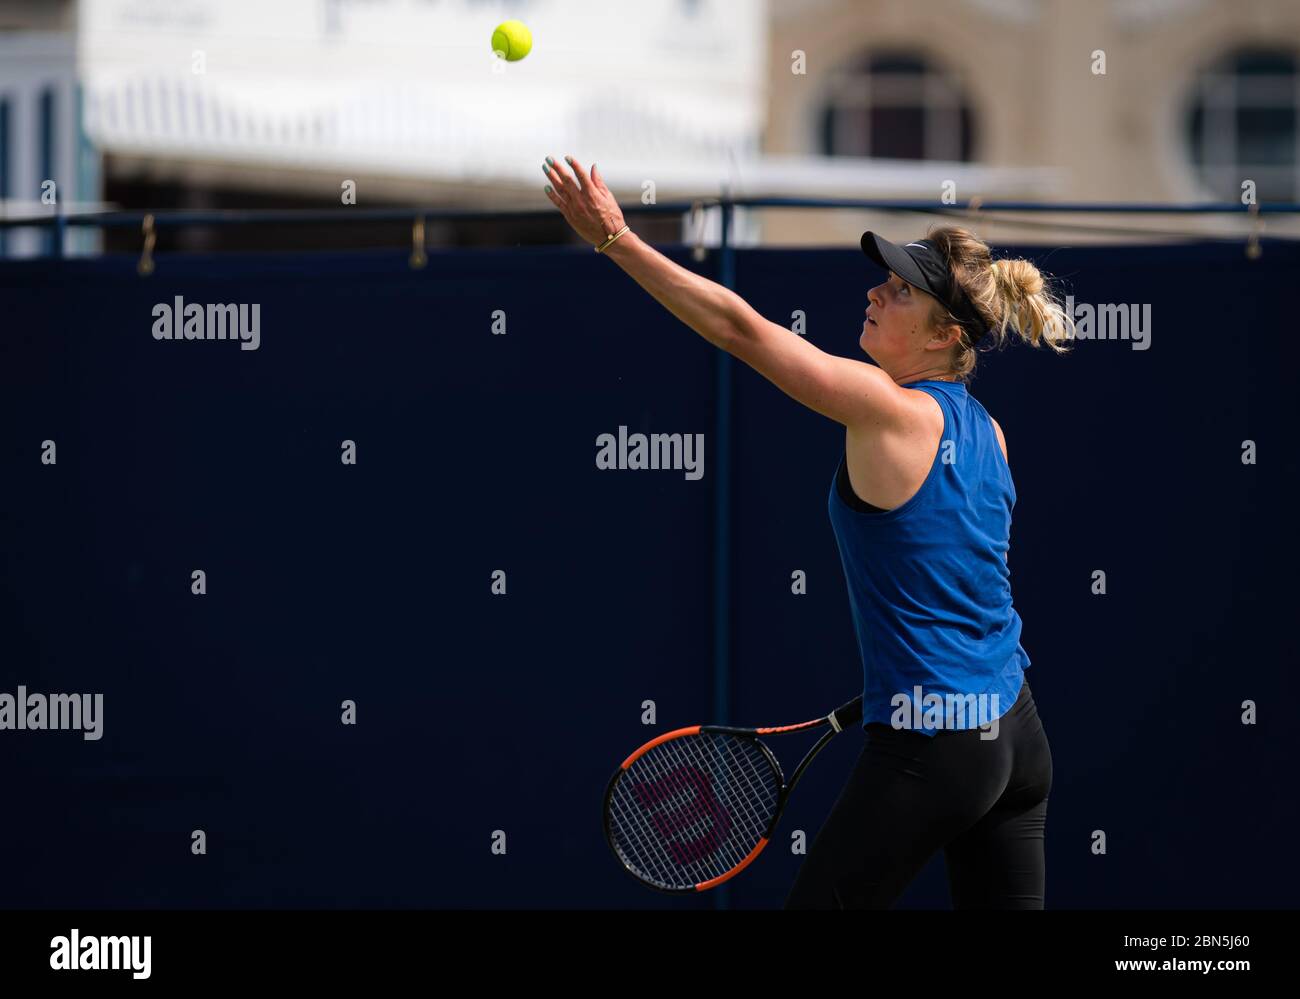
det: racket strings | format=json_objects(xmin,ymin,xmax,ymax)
[
  {"xmin": 607, "ymin": 732, "xmax": 781, "ymax": 890},
  {"xmin": 611, "ymin": 737, "xmax": 769, "ymax": 885}
]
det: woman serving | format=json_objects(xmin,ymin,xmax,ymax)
[{"xmin": 545, "ymin": 154, "xmax": 1071, "ymax": 909}]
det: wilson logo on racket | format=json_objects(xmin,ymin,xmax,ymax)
[
  {"xmin": 629, "ymin": 764, "xmax": 732, "ymax": 866},
  {"xmin": 602, "ymin": 696, "xmax": 863, "ymax": 893}
]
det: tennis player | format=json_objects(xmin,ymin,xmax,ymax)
[{"xmin": 545, "ymin": 155, "xmax": 1071, "ymax": 909}]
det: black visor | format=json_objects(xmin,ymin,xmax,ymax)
[{"xmin": 860, "ymin": 232, "xmax": 987, "ymax": 342}]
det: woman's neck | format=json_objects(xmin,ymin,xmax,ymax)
[{"xmin": 895, "ymin": 366, "xmax": 956, "ymax": 386}]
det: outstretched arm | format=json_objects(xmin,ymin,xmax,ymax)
[
  {"xmin": 543, "ymin": 154, "xmax": 744, "ymax": 350},
  {"xmin": 543, "ymin": 154, "xmax": 912, "ymax": 430}
]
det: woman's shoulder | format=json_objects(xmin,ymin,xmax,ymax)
[
  {"xmin": 989, "ymin": 416, "xmax": 1008, "ymax": 463},
  {"xmin": 963, "ymin": 392, "xmax": 1009, "ymax": 464}
]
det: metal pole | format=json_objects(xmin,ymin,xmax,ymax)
[{"xmin": 712, "ymin": 191, "xmax": 735, "ymax": 911}]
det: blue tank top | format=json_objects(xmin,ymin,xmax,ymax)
[{"xmin": 827, "ymin": 380, "xmax": 1029, "ymax": 735}]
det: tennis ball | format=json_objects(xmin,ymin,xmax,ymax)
[{"xmin": 491, "ymin": 20, "xmax": 532, "ymax": 62}]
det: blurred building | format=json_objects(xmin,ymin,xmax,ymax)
[
  {"xmin": 73, "ymin": 0, "xmax": 772, "ymax": 251},
  {"xmin": 1, "ymin": 0, "xmax": 1298, "ymax": 254},
  {"xmin": 0, "ymin": 0, "xmax": 97, "ymax": 255},
  {"xmin": 765, "ymin": 0, "xmax": 1300, "ymax": 246}
]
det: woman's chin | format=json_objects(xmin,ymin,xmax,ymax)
[{"xmin": 859, "ymin": 333, "xmax": 882, "ymax": 365}]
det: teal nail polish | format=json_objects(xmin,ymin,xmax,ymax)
[
  {"xmin": 544, "ymin": 185, "xmax": 552, "ymax": 194},
  {"xmin": 542, "ymin": 163, "xmax": 550, "ymax": 176},
  {"xmin": 546, "ymin": 156, "xmax": 555, "ymax": 166}
]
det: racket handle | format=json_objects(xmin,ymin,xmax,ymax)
[{"xmin": 831, "ymin": 695, "xmax": 864, "ymax": 730}]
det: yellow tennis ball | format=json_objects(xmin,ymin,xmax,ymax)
[{"xmin": 491, "ymin": 20, "xmax": 532, "ymax": 62}]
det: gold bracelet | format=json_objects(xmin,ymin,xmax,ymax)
[{"xmin": 595, "ymin": 224, "xmax": 630, "ymax": 254}]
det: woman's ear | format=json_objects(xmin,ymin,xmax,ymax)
[{"xmin": 926, "ymin": 320, "xmax": 964, "ymax": 352}]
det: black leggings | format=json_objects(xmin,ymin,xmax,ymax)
[{"xmin": 784, "ymin": 675, "xmax": 1053, "ymax": 909}]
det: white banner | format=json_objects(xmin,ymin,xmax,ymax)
[{"xmin": 78, "ymin": 0, "xmax": 768, "ymax": 183}]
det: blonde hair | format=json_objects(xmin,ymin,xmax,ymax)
[{"xmin": 923, "ymin": 225, "xmax": 1074, "ymax": 381}]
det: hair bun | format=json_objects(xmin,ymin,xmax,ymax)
[
  {"xmin": 1002, "ymin": 258, "xmax": 1044, "ymax": 297},
  {"xmin": 927, "ymin": 225, "xmax": 1073, "ymax": 377}
]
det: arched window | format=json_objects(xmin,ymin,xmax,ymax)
[
  {"xmin": 819, "ymin": 51, "xmax": 975, "ymax": 161},
  {"xmin": 1186, "ymin": 48, "xmax": 1300, "ymax": 201}
]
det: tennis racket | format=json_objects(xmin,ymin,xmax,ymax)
[{"xmin": 602, "ymin": 694, "xmax": 863, "ymax": 893}]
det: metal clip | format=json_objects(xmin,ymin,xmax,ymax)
[
  {"xmin": 410, "ymin": 215, "xmax": 427, "ymax": 269},
  {"xmin": 1245, "ymin": 202, "xmax": 1262, "ymax": 260},
  {"xmin": 689, "ymin": 200, "xmax": 707, "ymax": 263},
  {"xmin": 137, "ymin": 213, "xmax": 156, "ymax": 276}
]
